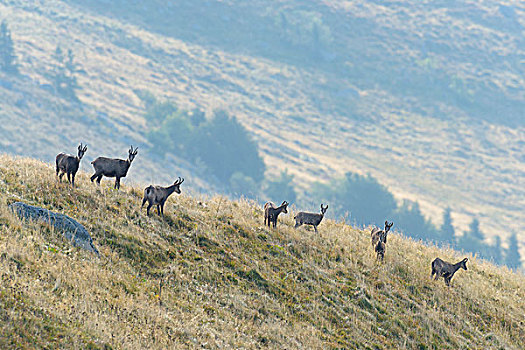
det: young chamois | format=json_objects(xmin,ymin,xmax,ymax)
[
  {"xmin": 141, "ymin": 177, "xmax": 184, "ymax": 216},
  {"xmin": 431, "ymin": 257, "xmax": 468, "ymax": 286},
  {"xmin": 375, "ymin": 231, "xmax": 388, "ymax": 261},
  {"xmin": 55, "ymin": 143, "xmax": 87, "ymax": 187},
  {"xmin": 294, "ymin": 204, "xmax": 328, "ymax": 233},
  {"xmin": 263, "ymin": 201, "xmax": 289, "ymax": 228},
  {"xmin": 90, "ymin": 146, "xmax": 138, "ymax": 189},
  {"xmin": 371, "ymin": 221, "xmax": 393, "ymax": 247}
]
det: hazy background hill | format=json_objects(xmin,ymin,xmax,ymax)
[{"xmin": 0, "ymin": 0, "xmax": 523, "ymax": 265}]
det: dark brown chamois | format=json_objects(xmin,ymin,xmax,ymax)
[
  {"xmin": 263, "ymin": 201, "xmax": 289, "ymax": 228},
  {"xmin": 294, "ymin": 204, "xmax": 328, "ymax": 233},
  {"xmin": 90, "ymin": 146, "xmax": 138, "ymax": 189},
  {"xmin": 371, "ymin": 221, "xmax": 393, "ymax": 246},
  {"xmin": 141, "ymin": 177, "xmax": 184, "ymax": 216},
  {"xmin": 375, "ymin": 230, "xmax": 388, "ymax": 261},
  {"xmin": 431, "ymin": 257, "xmax": 468, "ymax": 286},
  {"xmin": 55, "ymin": 143, "xmax": 87, "ymax": 187}
]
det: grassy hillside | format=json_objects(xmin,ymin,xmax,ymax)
[
  {"xmin": 0, "ymin": 155, "xmax": 524, "ymax": 349},
  {"xmin": 0, "ymin": 1, "xmax": 524, "ymax": 250}
]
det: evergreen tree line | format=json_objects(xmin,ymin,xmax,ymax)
[
  {"xmin": 0, "ymin": 21, "xmax": 80, "ymax": 102},
  {"xmin": 274, "ymin": 171, "xmax": 520, "ymax": 270}
]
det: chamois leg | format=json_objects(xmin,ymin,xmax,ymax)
[
  {"xmin": 294, "ymin": 222, "xmax": 301, "ymax": 229},
  {"xmin": 160, "ymin": 203, "xmax": 165, "ymax": 216},
  {"xmin": 141, "ymin": 197, "xmax": 147, "ymax": 208},
  {"xmin": 96, "ymin": 175, "xmax": 102, "ymax": 184},
  {"xmin": 58, "ymin": 172, "xmax": 65, "ymax": 182},
  {"xmin": 114, "ymin": 177, "xmax": 120, "ymax": 190},
  {"xmin": 445, "ymin": 276, "xmax": 451, "ymax": 287},
  {"xmin": 156, "ymin": 205, "xmax": 161, "ymax": 216},
  {"xmin": 146, "ymin": 203, "xmax": 153, "ymax": 216},
  {"xmin": 67, "ymin": 172, "xmax": 71, "ymax": 184},
  {"xmin": 314, "ymin": 225, "xmax": 318, "ymax": 233},
  {"xmin": 71, "ymin": 173, "xmax": 76, "ymax": 187},
  {"xmin": 90, "ymin": 172, "xmax": 99, "ymax": 182}
]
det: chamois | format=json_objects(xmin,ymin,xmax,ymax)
[
  {"xmin": 375, "ymin": 238, "xmax": 386, "ymax": 261},
  {"xmin": 371, "ymin": 221, "xmax": 393, "ymax": 247},
  {"xmin": 263, "ymin": 201, "xmax": 289, "ymax": 228},
  {"xmin": 90, "ymin": 145, "xmax": 138, "ymax": 189},
  {"xmin": 294, "ymin": 204, "xmax": 328, "ymax": 233},
  {"xmin": 141, "ymin": 177, "xmax": 184, "ymax": 216},
  {"xmin": 55, "ymin": 143, "xmax": 87, "ymax": 187},
  {"xmin": 375, "ymin": 230, "xmax": 389, "ymax": 261},
  {"xmin": 431, "ymin": 257, "xmax": 468, "ymax": 286}
]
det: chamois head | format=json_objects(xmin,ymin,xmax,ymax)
[
  {"xmin": 128, "ymin": 145, "xmax": 138, "ymax": 163},
  {"xmin": 460, "ymin": 257, "xmax": 468, "ymax": 270},
  {"xmin": 281, "ymin": 201, "xmax": 289, "ymax": 214},
  {"xmin": 77, "ymin": 143, "xmax": 88, "ymax": 160},
  {"xmin": 320, "ymin": 204, "xmax": 328, "ymax": 215},
  {"xmin": 384, "ymin": 221, "xmax": 393, "ymax": 233},
  {"xmin": 173, "ymin": 177, "xmax": 185, "ymax": 194}
]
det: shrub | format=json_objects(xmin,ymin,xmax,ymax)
[
  {"xmin": 188, "ymin": 110, "xmax": 265, "ymax": 184},
  {"xmin": 145, "ymin": 101, "xmax": 266, "ymax": 192},
  {"xmin": 311, "ymin": 172, "xmax": 396, "ymax": 226},
  {"xmin": 229, "ymin": 172, "xmax": 258, "ymax": 199},
  {"xmin": 392, "ymin": 200, "xmax": 439, "ymax": 241},
  {"xmin": 264, "ymin": 170, "xmax": 297, "ymax": 204},
  {"xmin": 274, "ymin": 10, "xmax": 333, "ymax": 52}
]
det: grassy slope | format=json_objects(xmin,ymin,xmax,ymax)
[
  {"xmin": 0, "ymin": 154, "xmax": 523, "ymax": 349},
  {"xmin": 0, "ymin": 1, "xmax": 524, "ymax": 251}
]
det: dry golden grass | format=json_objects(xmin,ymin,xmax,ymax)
[{"xmin": 0, "ymin": 154, "xmax": 523, "ymax": 349}]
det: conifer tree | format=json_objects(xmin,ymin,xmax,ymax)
[
  {"xmin": 440, "ymin": 207, "xmax": 455, "ymax": 246},
  {"xmin": 392, "ymin": 200, "xmax": 438, "ymax": 241},
  {"xmin": 467, "ymin": 218, "xmax": 484, "ymax": 241},
  {"xmin": 458, "ymin": 218, "xmax": 492, "ymax": 260},
  {"xmin": 0, "ymin": 20, "xmax": 18, "ymax": 74},
  {"xmin": 505, "ymin": 233, "xmax": 522, "ymax": 270},
  {"xmin": 50, "ymin": 46, "xmax": 79, "ymax": 101},
  {"xmin": 491, "ymin": 235, "xmax": 503, "ymax": 265}
]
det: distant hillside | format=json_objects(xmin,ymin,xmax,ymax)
[
  {"xmin": 0, "ymin": 155, "xmax": 524, "ymax": 349},
  {"xmin": 72, "ymin": 0, "xmax": 525, "ymax": 126},
  {"xmin": 0, "ymin": 0, "xmax": 523, "ymax": 250}
]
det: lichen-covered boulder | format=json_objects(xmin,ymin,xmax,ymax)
[{"xmin": 9, "ymin": 202, "xmax": 99, "ymax": 256}]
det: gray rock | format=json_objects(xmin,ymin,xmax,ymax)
[{"xmin": 9, "ymin": 202, "xmax": 99, "ymax": 256}]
